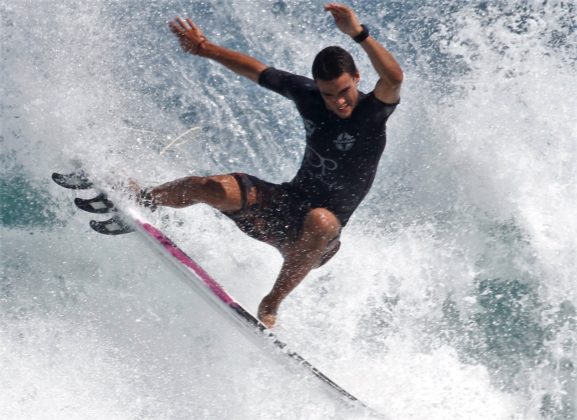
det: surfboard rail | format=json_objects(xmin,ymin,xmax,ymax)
[
  {"xmin": 53, "ymin": 170, "xmax": 385, "ymax": 418},
  {"xmin": 126, "ymin": 209, "xmax": 384, "ymax": 418}
]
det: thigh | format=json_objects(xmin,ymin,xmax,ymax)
[{"xmin": 222, "ymin": 173, "xmax": 308, "ymax": 249}]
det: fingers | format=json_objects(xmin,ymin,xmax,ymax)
[
  {"xmin": 169, "ymin": 17, "xmax": 188, "ymax": 34},
  {"xmin": 168, "ymin": 16, "xmax": 207, "ymax": 55},
  {"xmin": 186, "ymin": 18, "xmax": 196, "ymax": 30},
  {"xmin": 168, "ymin": 20, "xmax": 180, "ymax": 35},
  {"xmin": 324, "ymin": 3, "xmax": 352, "ymax": 15},
  {"xmin": 168, "ymin": 19, "xmax": 184, "ymax": 36},
  {"xmin": 324, "ymin": 3, "xmax": 355, "ymax": 23},
  {"xmin": 324, "ymin": 2, "xmax": 360, "ymax": 36},
  {"xmin": 168, "ymin": 16, "xmax": 197, "ymax": 35}
]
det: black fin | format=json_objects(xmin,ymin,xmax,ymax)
[
  {"xmin": 75, "ymin": 193, "xmax": 116, "ymax": 214},
  {"xmin": 90, "ymin": 216, "xmax": 134, "ymax": 235},
  {"xmin": 52, "ymin": 171, "xmax": 93, "ymax": 190}
]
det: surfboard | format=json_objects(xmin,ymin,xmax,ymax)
[{"xmin": 52, "ymin": 170, "xmax": 385, "ymax": 418}]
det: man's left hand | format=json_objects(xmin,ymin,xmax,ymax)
[{"xmin": 324, "ymin": 3, "xmax": 363, "ymax": 38}]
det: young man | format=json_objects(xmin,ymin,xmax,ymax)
[{"xmin": 141, "ymin": 3, "xmax": 403, "ymax": 328}]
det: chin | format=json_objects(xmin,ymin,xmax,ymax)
[{"xmin": 335, "ymin": 108, "xmax": 353, "ymax": 118}]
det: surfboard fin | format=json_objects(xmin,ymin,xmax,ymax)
[
  {"xmin": 75, "ymin": 193, "xmax": 116, "ymax": 214},
  {"xmin": 90, "ymin": 215, "xmax": 134, "ymax": 235},
  {"xmin": 52, "ymin": 171, "xmax": 93, "ymax": 190}
]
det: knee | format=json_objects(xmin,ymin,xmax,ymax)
[{"xmin": 303, "ymin": 208, "xmax": 341, "ymax": 241}]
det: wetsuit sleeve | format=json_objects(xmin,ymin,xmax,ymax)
[
  {"xmin": 258, "ymin": 67, "xmax": 316, "ymax": 101},
  {"xmin": 367, "ymin": 92, "xmax": 399, "ymax": 120}
]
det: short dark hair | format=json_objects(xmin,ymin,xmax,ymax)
[{"xmin": 312, "ymin": 46, "xmax": 358, "ymax": 81}]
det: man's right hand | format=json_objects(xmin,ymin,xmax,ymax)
[
  {"xmin": 167, "ymin": 15, "xmax": 267, "ymax": 83},
  {"xmin": 169, "ymin": 17, "xmax": 207, "ymax": 55}
]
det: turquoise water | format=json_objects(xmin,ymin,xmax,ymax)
[{"xmin": 1, "ymin": 0, "xmax": 576, "ymax": 418}]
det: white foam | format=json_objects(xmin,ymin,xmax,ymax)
[{"xmin": 2, "ymin": 0, "xmax": 576, "ymax": 418}]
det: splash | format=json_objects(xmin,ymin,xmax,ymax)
[{"xmin": 1, "ymin": 0, "xmax": 576, "ymax": 418}]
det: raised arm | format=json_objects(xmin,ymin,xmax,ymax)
[
  {"xmin": 324, "ymin": 3, "xmax": 403, "ymax": 104},
  {"xmin": 169, "ymin": 17, "xmax": 268, "ymax": 83}
]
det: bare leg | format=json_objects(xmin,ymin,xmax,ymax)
[
  {"xmin": 146, "ymin": 175, "xmax": 243, "ymax": 212},
  {"xmin": 257, "ymin": 208, "xmax": 341, "ymax": 328},
  {"xmin": 140, "ymin": 176, "xmax": 340, "ymax": 328}
]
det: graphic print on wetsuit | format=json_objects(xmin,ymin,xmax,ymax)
[
  {"xmin": 301, "ymin": 119, "xmax": 357, "ymax": 189},
  {"xmin": 304, "ymin": 144, "xmax": 339, "ymax": 190}
]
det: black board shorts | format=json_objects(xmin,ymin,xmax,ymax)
[{"xmin": 223, "ymin": 173, "xmax": 340, "ymax": 266}]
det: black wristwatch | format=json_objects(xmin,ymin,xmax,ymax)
[{"xmin": 353, "ymin": 24, "xmax": 369, "ymax": 43}]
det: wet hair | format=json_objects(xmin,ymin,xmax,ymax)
[{"xmin": 312, "ymin": 46, "xmax": 358, "ymax": 81}]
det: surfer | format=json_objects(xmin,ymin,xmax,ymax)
[{"xmin": 139, "ymin": 3, "xmax": 403, "ymax": 328}]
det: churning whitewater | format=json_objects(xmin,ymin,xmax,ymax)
[{"xmin": 1, "ymin": 1, "xmax": 576, "ymax": 419}]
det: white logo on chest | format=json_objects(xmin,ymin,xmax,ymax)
[{"xmin": 333, "ymin": 132, "xmax": 356, "ymax": 152}]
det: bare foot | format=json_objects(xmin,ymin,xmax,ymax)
[
  {"xmin": 258, "ymin": 295, "xmax": 279, "ymax": 329},
  {"xmin": 127, "ymin": 178, "xmax": 141, "ymax": 199},
  {"xmin": 259, "ymin": 313, "xmax": 277, "ymax": 329},
  {"xmin": 126, "ymin": 178, "xmax": 157, "ymax": 210}
]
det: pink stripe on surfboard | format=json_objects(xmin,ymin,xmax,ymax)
[{"xmin": 139, "ymin": 221, "xmax": 235, "ymax": 305}]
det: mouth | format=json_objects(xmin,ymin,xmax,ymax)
[{"xmin": 337, "ymin": 103, "xmax": 349, "ymax": 112}]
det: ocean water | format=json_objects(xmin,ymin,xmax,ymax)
[{"xmin": 1, "ymin": 0, "xmax": 576, "ymax": 419}]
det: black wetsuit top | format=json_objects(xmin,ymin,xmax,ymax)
[{"xmin": 259, "ymin": 67, "xmax": 398, "ymax": 226}]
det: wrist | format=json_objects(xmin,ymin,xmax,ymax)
[
  {"xmin": 352, "ymin": 24, "xmax": 369, "ymax": 43},
  {"xmin": 193, "ymin": 36, "xmax": 208, "ymax": 55}
]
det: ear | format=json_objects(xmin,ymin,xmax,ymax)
[{"xmin": 354, "ymin": 72, "xmax": 361, "ymax": 83}]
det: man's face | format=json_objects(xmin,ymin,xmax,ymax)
[{"xmin": 316, "ymin": 72, "xmax": 360, "ymax": 119}]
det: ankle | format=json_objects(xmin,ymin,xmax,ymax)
[{"xmin": 258, "ymin": 294, "xmax": 280, "ymax": 316}]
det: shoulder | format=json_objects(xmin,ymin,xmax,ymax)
[
  {"xmin": 349, "ymin": 91, "xmax": 398, "ymax": 125},
  {"xmin": 373, "ymin": 78, "xmax": 402, "ymax": 104},
  {"xmin": 258, "ymin": 67, "xmax": 316, "ymax": 92},
  {"xmin": 359, "ymin": 91, "xmax": 399, "ymax": 115},
  {"xmin": 258, "ymin": 67, "xmax": 319, "ymax": 103}
]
